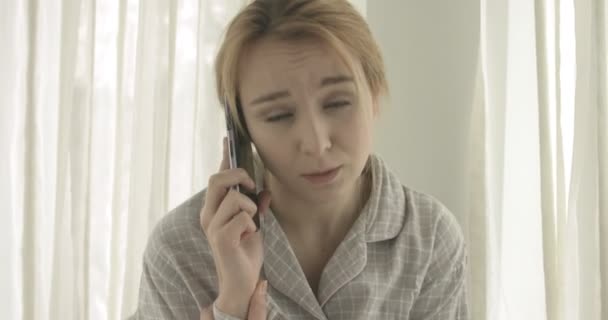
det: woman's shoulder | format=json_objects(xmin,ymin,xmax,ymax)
[
  {"xmin": 135, "ymin": 190, "xmax": 220, "ymax": 316},
  {"xmin": 369, "ymin": 153, "xmax": 464, "ymax": 246},
  {"xmin": 400, "ymin": 185, "xmax": 467, "ymax": 264},
  {"xmin": 402, "ymin": 186, "xmax": 457, "ymax": 226},
  {"xmin": 143, "ymin": 189, "xmax": 213, "ymax": 267}
]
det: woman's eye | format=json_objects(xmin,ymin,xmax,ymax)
[
  {"xmin": 266, "ymin": 113, "xmax": 293, "ymax": 122},
  {"xmin": 324, "ymin": 100, "xmax": 351, "ymax": 109}
]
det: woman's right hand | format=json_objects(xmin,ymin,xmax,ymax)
[{"xmin": 200, "ymin": 138, "xmax": 271, "ymax": 319}]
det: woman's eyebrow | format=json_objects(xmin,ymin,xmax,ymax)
[
  {"xmin": 249, "ymin": 75, "xmax": 354, "ymax": 106},
  {"xmin": 250, "ymin": 90, "xmax": 290, "ymax": 106},
  {"xmin": 320, "ymin": 75, "xmax": 354, "ymax": 87}
]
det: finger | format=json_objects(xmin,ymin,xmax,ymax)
[
  {"xmin": 256, "ymin": 190, "xmax": 272, "ymax": 216},
  {"xmin": 218, "ymin": 211, "xmax": 258, "ymax": 248},
  {"xmin": 200, "ymin": 304, "xmax": 214, "ymax": 319},
  {"xmin": 203, "ymin": 169, "xmax": 256, "ymax": 218},
  {"xmin": 219, "ymin": 137, "xmax": 229, "ymax": 171},
  {"xmin": 202, "ymin": 137, "xmax": 230, "ymax": 231},
  {"xmin": 247, "ymin": 280, "xmax": 268, "ymax": 320},
  {"xmin": 210, "ymin": 190, "xmax": 258, "ymax": 232}
]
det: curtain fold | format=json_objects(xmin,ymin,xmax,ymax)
[
  {"xmin": 571, "ymin": 0, "xmax": 607, "ymax": 318},
  {"xmin": 463, "ymin": 51, "xmax": 489, "ymax": 320},
  {"xmin": 23, "ymin": 0, "xmax": 40, "ymax": 318},
  {"xmin": 470, "ymin": 0, "xmax": 607, "ymax": 319},
  {"xmin": 533, "ymin": 0, "xmax": 565, "ymax": 319},
  {"xmin": 599, "ymin": 0, "xmax": 608, "ymax": 313}
]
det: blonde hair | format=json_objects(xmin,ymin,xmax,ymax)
[{"xmin": 215, "ymin": 0, "xmax": 388, "ymax": 138}]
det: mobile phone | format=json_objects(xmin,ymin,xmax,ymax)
[{"xmin": 224, "ymin": 101, "xmax": 260, "ymax": 230}]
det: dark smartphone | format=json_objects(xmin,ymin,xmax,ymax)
[{"xmin": 224, "ymin": 102, "xmax": 260, "ymax": 230}]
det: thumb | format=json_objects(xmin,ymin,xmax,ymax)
[
  {"xmin": 256, "ymin": 190, "xmax": 272, "ymax": 215},
  {"xmin": 247, "ymin": 280, "xmax": 267, "ymax": 320}
]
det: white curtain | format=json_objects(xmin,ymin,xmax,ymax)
[
  {"xmin": 0, "ymin": 1, "xmax": 366, "ymax": 320},
  {"xmin": 465, "ymin": 0, "xmax": 607, "ymax": 319},
  {"xmin": 2, "ymin": 0, "xmax": 606, "ymax": 319},
  {"xmin": 1, "ymin": 0, "xmax": 242, "ymax": 319}
]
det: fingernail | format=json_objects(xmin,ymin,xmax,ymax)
[{"xmin": 263, "ymin": 280, "xmax": 268, "ymax": 294}]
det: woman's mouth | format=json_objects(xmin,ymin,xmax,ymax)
[{"xmin": 301, "ymin": 166, "xmax": 342, "ymax": 185}]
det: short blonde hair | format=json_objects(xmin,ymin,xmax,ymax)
[{"xmin": 215, "ymin": 0, "xmax": 388, "ymax": 138}]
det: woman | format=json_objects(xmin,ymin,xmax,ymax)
[{"xmin": 133, "ymin": 0, "xmax": 469, "ymax": 319}]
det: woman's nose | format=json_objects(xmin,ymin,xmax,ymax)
[{"xmin": 297, "ymin": 114, "xmax": 332, "ymax": 157}]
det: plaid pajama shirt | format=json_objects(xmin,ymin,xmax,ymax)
[{"xmin": 132, "ymin": 154, "xmax": 469, "ymax": 319}]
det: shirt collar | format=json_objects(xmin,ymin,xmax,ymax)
[
  {"xmin": 259, "ymin": 153, "xmax": 407, "ymax": 319},
  {"xmin": 361, "ymin": 153, "xmax": 407, "ymax": 243}
]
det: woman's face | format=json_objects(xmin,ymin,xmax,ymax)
[{"xmin": 238, "ymin": 38, "xmax": 378, "ymax": 203}]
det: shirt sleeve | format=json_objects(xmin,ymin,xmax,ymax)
[
  {"xmin": 129, "ymin": 190, "xmax": 230, "ymax": 320},
  {"xmin": 409, "ymin": 210, "xmax": 469, "ymax": 320},
  {"xmin": 212, "ymin": 302, "xmax": 246, "ymax": 320},
  {"xmin": 130, "ymin": 232, "xmax": 203, "ymax": 320}
]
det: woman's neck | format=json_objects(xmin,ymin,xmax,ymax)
[{"xmin": 266, "ymin": 169, "xmax": 371, "ymax": 241}]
